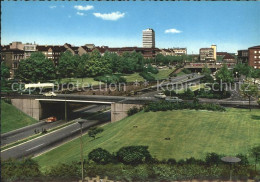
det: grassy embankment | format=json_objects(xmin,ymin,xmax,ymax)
[
  {"xmin": 35, "ymin": 108, "xmax": 260, "ymax": 171},
  {"xmin": 1, "ymin": 100, "xmax": 38, "ymax": 133}
]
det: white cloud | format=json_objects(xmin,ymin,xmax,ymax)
[
  {"xmin": 165, "ymin": 28, "xmax": 182, "ymax": 34},
  {"xmin": 74, "ymin": 5, "xmax": 94, "ymax": 11},
  {"xmin": 93, "ymin": 11, "xmax": 125, "ymax": 21},
  {"xmin": 76, "ymin": 12, "xmax": 85, "ymax": 16},
  {"xmin": 49, "ymin": 6, "xmax": 57, "ymax": 9}
]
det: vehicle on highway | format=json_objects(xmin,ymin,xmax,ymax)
[
  {"xmin": 46, "ymin": 116, "xmax": 57, "ymax": 123},
  {"xmin": 165, "ymin": 96, "xmax": 183, "ymax": 103},
  {"xmin": 44, "ymin": 91, "xmax": 57, "ymax": 97},
  {"xmin": 154, "ymin": 92, "xmax": 167, "ymax": 99}
]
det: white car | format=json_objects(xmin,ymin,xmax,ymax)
[
  {"xmin": 165, "ymin": 97, "xmax": 183, "ymax": 103},
  {"xmin": 154, "ymin": 92, "xmax": 167, "ymax": 99},
  {"xmin": 44, "ymin": 92, "xmax": 57, "ymax": 97}
]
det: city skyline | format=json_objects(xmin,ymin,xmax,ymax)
[{"xmin": 2, "ymin": 1, "xmax": 260, "ymax": 54}]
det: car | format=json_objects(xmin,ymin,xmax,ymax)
[
  {"xmin": 165, "ymin": 96, "xmax": 183, "ymax": 103},
  {"xmin": 46, "ymin": 116, "xmax": 57, "ymax": 123},
  {"xmin": 44, "ymin": 91, "xmax": 57, "ymax": 97},
  {"xmin": 154, "ymin": 92, "xmax": 167, "ymax": 99}
]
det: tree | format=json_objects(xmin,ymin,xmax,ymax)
[
  {"xmin": 16, "ymin": 52, "xmax": 56, "ymax": 83},
  {"xmin": 88, "ymin": 127, "xmax": 104, "ymax": 140},
  {"xmin": 241, "ymin": 83, "xmax": 258, "ymax": 111},
  {"xmin": 88, "ymin": 148, "xmax": 113, "ymax": 164},
  {"xmin": 233, "ymin": 63, "xmax": 252, "ymax": 78},
  {"xmin": 251, "ymin": 68, "xmax": 260, "ymax": 84},
  {"xmin": 58, "ymin": 51, "xmax": 76, "ymax": 78},
  {"xmin": 250, "ymin": 146, "xmax": 260, "ymax": 173},
  {"xmin": 1, "ymin": 62, "xmax": 10, "ymax": 79},
  {"xmin": 215, "ymin": 64, "xmax": 234, "ymax": 95},
  {"xmin": 201, "ymin": 64, "xmax": 214, "ymax": 83}
]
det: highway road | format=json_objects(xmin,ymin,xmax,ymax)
[
  {"xmin": 1, "ymin": 111, "xmax": 111, "ymax": 160},
  {"xmin": 1, "ymin": 105, "xmax": 109, "ymax": 146}
]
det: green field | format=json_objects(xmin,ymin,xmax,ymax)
[
  {"xmin": 122, "ymin": 72, "xmax": 145, "ymax": 82},
  {"xmin": 151, "ymin": 68, "xmax": 174, "ymax": 80},
  {"xmin": 59, "ymin": 77, "xmax": 100, "ymax": 86},
  {"xmin": 1, "ymin": 100, "xmax": 38, "ymax": 133},
  {"xmin": 35, "ymin": 108, "xmax": 260, "ymax": 171}
]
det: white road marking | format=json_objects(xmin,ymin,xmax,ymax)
[
  {"xmin": 26, "ymin": 143, "xmax": 45, "ymax": 151},
  {"xmin": 70, "ymin": 129, "xmax": 80, "ymax": 133}
]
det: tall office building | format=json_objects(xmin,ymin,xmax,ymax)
[
  {"xmin": 142, "ymin": 28, "xmax": 155, "ymax": 48},
  {"xmin": 211, "ymin": 45, "xmax": 217, "ymax": 60}
]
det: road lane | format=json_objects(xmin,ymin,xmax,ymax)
[
  {"xmin": 1, "ymin": 111, "xmax": 110, "ymax": 160},
  {"xmin": 1, "ymin": 105, "xmax": 107, "ymax": 146}
]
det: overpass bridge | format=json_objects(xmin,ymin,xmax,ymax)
[{"xmin": 8, "ymin": 94, "xmax": 157, "ymax": 122}]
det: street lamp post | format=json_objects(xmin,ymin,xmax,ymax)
[
  {"xmin": 65, "ymin": 90, "xmax": 67, "ymax": 122},
  {"xmin": 221, "ymin": 156, "xmax": 241, "ymax": 181},
  {"xmin": 78, "ymin": 121, "xmax": 84, "ymax": 182}
]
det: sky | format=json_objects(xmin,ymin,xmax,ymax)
[{"xmin": 1, "ymin": 1, "xmax": 260, "ymax": 54}]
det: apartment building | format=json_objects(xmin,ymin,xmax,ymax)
[
  {"xmin": 248, "ymin": 45, "xmax": 260, "ymax": 69},
  {"xmin": 1, "ymin": 44, "xmax": 24, "ymax": 78},
  {"xmin": 24, "ymin": 43, "xmax": 37, "ymax": 59},
  {"xmin": 143, "ymin": 28, "xmax": 155, "ymax": 48},
  {"xmin": 200, "ymin": 48, "xmax": 214, "ymax": 61},
  {"xmin": 237, "ymin": 50, "xmax": 248, "ymax": 64},
  {"xmin": 36, "ymin": 45, "xmax": 66, "ymax": 66}
]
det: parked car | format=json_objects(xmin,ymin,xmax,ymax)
[
  {"xmin": 154, "ymin": 92, "xmax": 167, "ymax": 99},
  {"xmin": 44, "ymin": 91, "xmax": 57, "ymax": 97},
  {"xmin": 166, "ymin": 96, "xmax": 183, "ymax": 103},
  {"xmin": 46, "ymin": 116, "xmax": 57, "ymax": 123}
]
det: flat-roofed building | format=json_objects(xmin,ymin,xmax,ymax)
[
  {"xmin": 237, "ymin": 50, "xmax": 248, "ymax": 64},
  {"xmin": 200, "ymin": 48, "xmax": 214, "ymax": 61},
  {"xmin": 24, "ymin": 43, "xmax": 37, "ymax": 59},
  {"xmin": 143, "ymin": 28, "xmax": 155, "ymax": 48}
]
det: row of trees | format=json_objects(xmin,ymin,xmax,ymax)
[{"xmin": 15, "ymin": 50, "xmax": 152, "ymax": 83}]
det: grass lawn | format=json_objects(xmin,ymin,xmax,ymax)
[
  {"xmin": 122, "ymin": 73, "xmax": 144, "ymax": 82},
  {"xmin": 58, "ymin": 77, "xmax": 100, "ymax": 86},
  {"xmin": 176, "ymin": 84, "xmax": 206, "ymax": 94},
  {"xmin": 1, "ymin": 100, "xmax": 38, "ymax": 133},
  {"xmin": 35, "ymin": 108, "xmax": 260, "ymax": 171},
  {"xmin": 151, "ymin": 68, "xmax": 174, "ymax": 80}
]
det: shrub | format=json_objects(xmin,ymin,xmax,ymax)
[
  {"xmin": 144, "ymin": 101, "xmax": 226, "ymax": 112},
  {"xmin": 205, "ymin": 153, "xmax": 223, "ymax": 166},
  {"xmin": 139, "ymin": 72, "xmax": 155, "ymax": 81},
  {"xmin": 45, "ymin": 161, "xmax": 80, "ymax": 178},
  {"xmin": 182, "ymin": 68, "xmax": 192, "ymax": 74},
  {"xmin": 127, "ymin": 106, "xmax": 142, "ymax": 116},
  {"xmin": 88, "ymin": 148, "xmax": 113, "ymax": 164},
  {"xmin": 1, "ymin": 158, "xmax": 42, "ymax": 181},
  {"xmin": 116, "ymin": 146, "xmax": 152, "ymax": 165},
  {"xmin": 88, "ymin": 127, "xmax": 104, "ymax": 140}
]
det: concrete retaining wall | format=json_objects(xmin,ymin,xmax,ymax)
[
  {"xmin": 11, "ymin": 99, "xmax": 41, "ymax": 120},
  {"xmin": 111, "ymin": 103, "xmax": 143, "ymax": 122}
]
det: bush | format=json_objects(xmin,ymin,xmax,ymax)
[
  {"xmin": 182, "ymin": 68, "xmax": 192, "ymax": 74},
  {"xmin": 144, "ymin": 64, "xmax": 159, "ymax": 74},
  {"xmin": 88, "ymin": 148, "xmax": 113, "ymax": 164},
  {"xmin": 127, "ymin": 106, "xmax": 142, "ymax": 116},
  {"xmin": 1, "ymin": 158, "xmax": 42, "ymax": 181},
  {"xmin": 45, "ymin": 161, "xmax": 80, "ymax": 179},
  {"xmin": 116, "ymin": 146, "xmax": 152, "ymax": 165},
  {"xmin": 139, "ymin": 72, "xmax": 155, "ymax": 81},
  {"xmin": 144, "ymin": 101, "xmax": 226, "ymax": 112},
  {"xmin": 205, "ymin": 153, "xmax": 223, "ymax": 166},
  {"xmin": 88, "ymin": 127, "xmax": 104, "ymax": 140}
]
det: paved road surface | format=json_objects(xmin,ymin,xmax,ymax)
[
  {"xmin": 1, "ymin": 111, "xmax": 110, "ymax": 160},
  {"xmin": 1, "ymin": 105, "xmax": 108, "ymax": 146}
]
